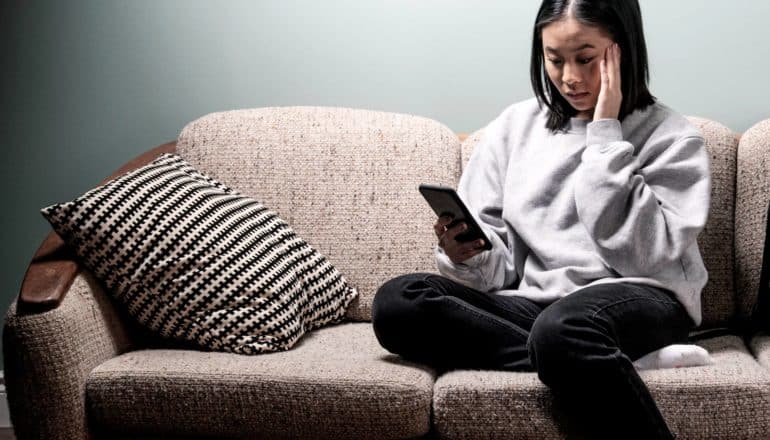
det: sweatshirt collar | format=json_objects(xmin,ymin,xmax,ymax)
[{"xmin": 567, "ymin": 117, "xmax": 589, "ymax": 134}]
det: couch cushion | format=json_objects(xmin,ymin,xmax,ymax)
[
  {"xmin": 688, "ymin": 117, "xmax": 739, "ymax": 328},
  {"xmin": 86, "ymin": 322, "xmax": 435, "ymax": 439},
  {"xmin": 461, "ymin": 116, "xmax": 738, "ymax": 329},
  {"xmin": 433, "ymin": 335, "xmax": 770, "ymax": 439},
  {"xmin": 176, "ymin": 107, "xmax": 462, "ymax": 321},
  {"xmin": 736, "ymin": 119, "xmax": 770, "ymax": 327},
  {"xmin": 750, "ymin": 334, "xmax": 770, "ymax": 370}
]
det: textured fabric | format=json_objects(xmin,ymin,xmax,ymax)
[
  {"xmin": 752, "ymin": 200, "xmax": 770, "ymax": 332},
  {"xmin": 736, "ymin": 119, "xmax": 770, "ymax": 327},
  {"xmin": 460, "ymin": 115, "xmax": 737, "ymax": 328},
  {"xmin": 433, "ymin": 335, "xmax": 770, "ymax": 439},
  {"xmin": 442, "ymin": 98, "xmax": 710, "ymax": 325},
  {"xmin": 176, "ymin": 107, "xmax": 461, "ymax": 321},
  {"xmin": 3, "ymin": 273, "xmax": 134, "ymax": 440},
  {"xmin": 750, "ymin": 334, "xmax": 770, "ymax": 369},
  {"xmin": 40, "ymin": 154, "xmax": 357, "ymax": 354},
  {"xmin": 687, "ymin": 117, "xmax": 739, "ymax": 327},
  {"xmin": 86, "ymin": 322, "xmax": 435, "ymax": 439}
]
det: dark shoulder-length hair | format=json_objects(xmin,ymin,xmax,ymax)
[{"xmin": 530, "ymin": 0, "xmax": 656, "ymax": 132}]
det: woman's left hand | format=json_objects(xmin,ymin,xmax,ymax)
[{"xmin": 593, "ymin": 43, "xmax": 622, "ymax": 121}]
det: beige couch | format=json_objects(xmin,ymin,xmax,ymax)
[{"xmin": 4, "ymin": 107, "xmax": 770, "ymax": 439}]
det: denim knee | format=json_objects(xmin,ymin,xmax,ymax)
[
  {"xmin": 530, "ymin": 307, "xmax": 622, "ymax": 388},
  {"xmin": 527, "ymin": 312, "xmax": 564, "ymax": 384},
  {"xmin": 528, "ymin": 308, "xmax": 583, "ymax": 387},
  {"xmin": 371, "ymin": 277, "xmax": 401, "ymax": 350},
  {"xmin": 371, "ymin": 273, "xmax": 429, "ymax": 353}
]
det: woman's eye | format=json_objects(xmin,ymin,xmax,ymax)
[
  {"xmin": 548, "ymin": 59, "xmax": 562, "ymax": 66},
  {"xmin": 579, "ymin": 57, "xmax": 594, "ymax": 64}
]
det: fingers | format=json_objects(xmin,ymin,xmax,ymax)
[
  {"xmin": 600, "ymin": 57, "xmax": 608, "ymax": 87},
  {"xmin": 595, "ymin": 43, "xmax": 622, "ymax": 122},
  {"xmin": 615, "ymin": 43, "xmax": 622, "ymax": 90},
  {"xmin": 443, "ymin": 221, "xmax": 468, "ymax": 242},
  {"xmin": 447, "ymin": 239, "xmax": 487, "ymax": 264},
  {"xmin": 605, "ymin": 43, "xmax": 621, "ymax": 91},
  {"xmin": 433, "ymin": 215, "xmax": 454, "ymax": 238},
  {"xmin": 434, "ymin": 216, "xmax": 487, "ymax": 263},
  {"xmin": 436, "ymin": 221, "xmax": 465, "ymax": 249},
  {"xmin": 440, "ymin": 227, "xmax": 486, "ymax": 257}
]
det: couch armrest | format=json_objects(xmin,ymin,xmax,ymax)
[
  {"xmin": 18, "ymin": 141, "xmax": 177, "ymax": 313},
  {"xmin": 4, "ymin": 272, "xmax": 136, "ymax": 439}
]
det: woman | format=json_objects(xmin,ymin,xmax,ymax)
[{"xmin": 372, "ymin": 0, "xmax": 712, "ymax": 438}]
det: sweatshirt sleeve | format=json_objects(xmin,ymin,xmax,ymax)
[
  {"xmin": 435, "ymin": 108, "xmax": 521, "ymax": 292},
  {"xmin": 574, "ymin": 118, "xmax": 711, "ymax": 277}
]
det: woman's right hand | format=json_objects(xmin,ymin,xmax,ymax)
[{"xmin": 434, "ymin": 216, "xmax": 487, "ymax": 264}]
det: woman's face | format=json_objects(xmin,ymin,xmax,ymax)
[{"xmin": 541, "ymin": 16, "xmax": 615, "ymax": 119}]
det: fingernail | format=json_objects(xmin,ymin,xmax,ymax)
[
  {"xmin": 462, "ymin": 224, "xmax": 468, "ymax": 231},
  {"xmin": 478, "ymin": 240, "xmax": 485, "ymax": 246}
]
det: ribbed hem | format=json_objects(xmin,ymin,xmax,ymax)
[{"xmin": 587, "ymin": 118, "xmax": 623, "ymax": 146}]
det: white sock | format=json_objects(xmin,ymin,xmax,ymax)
[{"xmin": 632, "ymin": 344, "xmax": 714, "ymax": 370}]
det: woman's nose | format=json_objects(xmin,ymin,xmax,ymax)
[{"xmin": 562, "ymin": 64, "xmax": 582, "ymax": 87}]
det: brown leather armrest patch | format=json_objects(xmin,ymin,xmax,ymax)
[
  {"xmin": 17, "ymin": 141, "xmax": 177, "ymax": 314},
  {"xmin": 17, "ymin": 233, "xmax": 79, "ymax": 314}
]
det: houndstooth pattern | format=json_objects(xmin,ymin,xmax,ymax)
[{"xmin": 41, "ymin": 153, "xmax": 358, "ymax": 354}]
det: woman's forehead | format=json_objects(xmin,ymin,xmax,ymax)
[{"xmin": 542, "ymin": 17, "xmax": 612, "ymax": 51}]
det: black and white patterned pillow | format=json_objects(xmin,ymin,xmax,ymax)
[{"xmin": 41, "ymin": 153, "xmax": 358, "ymax": 354}]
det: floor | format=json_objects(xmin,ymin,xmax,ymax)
[{"xmin": 0, "ymin": 428, "xmax": 13, "ymax": 440}]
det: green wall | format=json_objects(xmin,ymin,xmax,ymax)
[{"xmin": 2, "ymin": 1, "xmax": 769, "ymax": 365}]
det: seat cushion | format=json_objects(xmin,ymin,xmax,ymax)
[
  {"xmin": 433, "ymin": 335, "xmax": 770, "ymax": 439},
  {"xmin": 176, "ymin": 107, "xmax": 462, "ymax": 321},
  {"xmin": 750, "ymin": 334, "xmax": 770, "ymax": 369},
  {"xmin": 86, "ymin": 322, "xmax": 435, "ymax": 439}
]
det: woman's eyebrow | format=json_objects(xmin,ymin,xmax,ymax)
[{"xmin": 545, "ymin": 43, "xmax": 596, "ymax": 54}]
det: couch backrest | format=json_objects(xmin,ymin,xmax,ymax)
[
  {"xmin": 176, "ymin": 107, "xmax": 461, "ymax": 321},
  {"xmin": 461, "ymin": 116, "xmax": 739, "ymax": 329},
  {"xmin": 735, "ymin": 119, "xmax": 770, "ymax": 330}
]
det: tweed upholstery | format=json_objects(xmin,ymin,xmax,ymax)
[
  {"xmin": 736, "ymin": 119, "xmax": 770, "ymax": 326},
  {"xmin": 3, "ymin": 273, "xmax": 134, "ymax": 440},
  {"xmin": 751, "ymin": 334, "xmax": 770, "ymax": 369},
  {"xmin": 433, "ymin": 335, "xmax": 770, "ymax": 439},
  {"xmin": 176, "ymin": 107, "xmax": 461, "ymax": 322},
  {"xmin": 460, "ymin": 116, "xmax": 738, "ymax": 328},
  {"xmin": 687, "ymin": 117, "xmax": 739, "ymax": 327},
  {"xmin": 86, "ymin": 322, "xmax": 435, "ymax": 439}
]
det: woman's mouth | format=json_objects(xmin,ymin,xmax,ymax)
[{"xmin": 566, "ymin": 92, "xmax": 589, "ymax": 100}]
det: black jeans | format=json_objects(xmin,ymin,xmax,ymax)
[{"xmin": 371, "ymin": 273, "xmax": 693, "ymax": 439}]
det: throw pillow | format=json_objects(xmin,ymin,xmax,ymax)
[{"xmin": 41, "ymin": 153, "xmax": 358, "ymax": 354}]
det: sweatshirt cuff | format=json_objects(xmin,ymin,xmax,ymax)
[
  {"xmin": 435, "ymin": 246, "xmax": 485, "ymax": 270},
  {"xmin": 587, "ymin": 119, "xmax": 623, "ymax": 147}
]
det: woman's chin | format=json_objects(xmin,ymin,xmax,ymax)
[
  {"xmin": 568, "ymin": 106, "xmax": 594, "ymax": 120},
  {"xmin": 570, "ymin": 102, "xmax": 594, "ymax": 112}
]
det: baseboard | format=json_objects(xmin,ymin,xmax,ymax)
[{"xmin": 0, "ymin": 371, "xmax": 9, "ymax": 428}]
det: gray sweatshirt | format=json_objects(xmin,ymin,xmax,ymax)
[{"xmin": 436, "ymin": 98, "xmax": 711, "ymax": 326}]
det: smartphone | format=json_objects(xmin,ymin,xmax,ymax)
[{"xmin": 419, "ymin": 184, "xmax": 493, "ymax": 251}]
